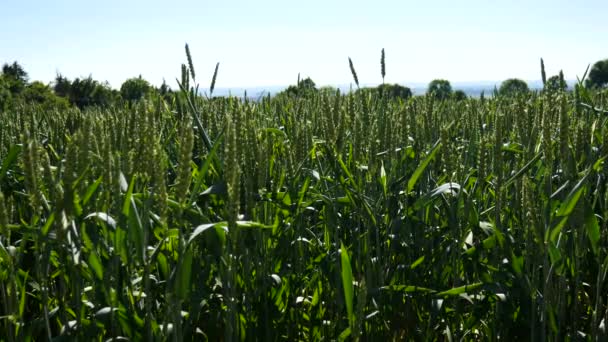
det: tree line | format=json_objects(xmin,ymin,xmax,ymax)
[
  {"xmin": 277, "ymin": 57, "xmax": 608, "ymax": 101},
  {"xmin": 0, "ymin": 62, "xmax": 172, "ymax": 111},
  {"xmin": 1, "ymin": 57, "xmax": 607, "ymax": 111}
]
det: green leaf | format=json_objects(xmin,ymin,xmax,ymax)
[
  {"xmin": 408, "ymin": 141, "xmax": 441, "ymax": 193},
  {"xmin": 187, "ymin": 222, "xmax": 228, "ymax": 247},
  {"xmin": 157, "ymin": 253, "xmax": 169, "ymax": 279},
  {"xmin": 501, "ymin": 142, "xmax": 524, "ymax": 154},
  {"xmin": 411, "ymin": 256, "xmax": 425, "ymax": 269},
  {"xmin": 0, "ymin": 144, "xmax": 21, "ymax": 184},
  {"xmin": 95, "ymin": 307, "xmax": 118, "ymax": 319},
  {"xmin": 41, "ymin": 212, "xmax": 55, "ymax": 237},
  {"xmin": 464, "ymin": 235, "xmax": 497, "ymax": 255},
  {"xmin": 511, "ymin": 253, "xmax": 523, "ymax": 276},
  {"xmin": 549, "ymin": 216, "xmax": 569, "ymax": 243},
  {"xmin": 234, "ymin": 220, "xmax": 274, "ymax": 229},
  {"xmin": 556, "ymin": 176, "xmax": 587, "ymax": 217},
  {"xmin": 200, "ymin": 182, "xmax": 227, "ymax": 196},
  {"xmin": 88, "ymin": 251, "xmax": 104, "ymax": 280},
  {"xmin": 176, "ymin": 247, "xmax": 193, "ymax": 300},
  {"xmin": 584, "ymin": 204, "xmax": 600, "ymax": 255},
  {"xmin": 122, "ymin": 174, "xmax": 136, "ymax": 216},
  {"xmin": 502, "ymin": 152, "xmax": 542, "ymax": 189},
  {"xmin": 380, "ymin": 285, "xmax": 436, "ymax": 293},
  {"xmin": 261, "ymin": 127, "xmax": 288, "ymax": 140},
  {"xmin": 437, "ymin": 282, "xmax": 483, "ymax": 297},
  {"xmin": 115, "ymin": 227, "xmax": 128, "ymax": 265},
  {"xmin": 556, "ymin": 188, "xmax": 584, "ymax": 216},
  {"xmin": 18, "ymin": 271, "xmax": 29, "ymax": 317},
  {"xmin": 297, "ymin": 177, "xmax": 311, "ymax": 208},
  {"xmin": 82, "ymin": 176, "xmax": 103, "ymax": 205},
  {"xmin": 338, "ymin": 327, "xmax": 351, "ymax": 341},
  {"xmin": 85, "ymin": 212, "xmax": 117, "ymax": 230},
  {"xmin": 340, "ymin": 242, "xmax": 354, "ymax": 327},
  {"xmin": 548, "ymin": 242, "xmax": 563, "ymax": 269},
  {"xmin": 337, "ymin": 155, "xmax": 355, "ymax": 186},
  {"xmin": 379, "ymin": 162, "xmax": 387, "ymax": 197},
  {"xmin": 127, "ymin": 197, "xmax": 144, "ymax": 263},
  {"xmin": 429, "ymin": 182, "xmax": 460, "ymax": 198}
]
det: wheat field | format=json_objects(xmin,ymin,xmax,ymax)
[{"xmin": 0, "ymin": 51, "xmax": 607, "ymax": 341}]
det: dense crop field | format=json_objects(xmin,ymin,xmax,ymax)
[{"xmin": 1, "ymin": 57, "xmax": 608, "ymax": 341}]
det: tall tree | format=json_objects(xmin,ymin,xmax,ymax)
[
  {"xmin": 546, "ymin": 75, "xmax": 567, "ymax": 92},
  {"xmin": 1, "ymin": 61, "xmax": 28, "ymax": 94},
  {"xmin": 585, "ymin": 59, "xmax": 608, "ymax": 89},
  {"xmin": 453, "ymin": 90, "xmax": 467, "ymax": 101},
  {"xmin": 427, "ymin": 79, "xmax": 452, "ymax": 100},
  {"xmin": 2, "ymin": 61, "xmax": 28, "ymax": 83},
  {"xmin": 120, "ymin": 76, "xmax": 152, "ymax": 102},
  {"xmin": 70, "ymin": 76, "xmax": 115, "ymax": 108},
  {"xmin": 23, "ymin": 81, "xmax": 70, "ymax": 109},
  {"xmin": 377, "ymin": 83, "xmax": 412, "ymax": 100},
  {"xmin": 158, "ymin": 79, "xmax": 171, "ymax": 96},
  {"xmin": 53, "ymin": 73, "xmax": 72, "ymax": 98},
  {"xmin": 279, "ymin": 77, "xmax": 317, "ymax": 98},
  {"xmin": 499, "ymin": 78, "xmax": 529, "ymax": 96},
  {"xmin": 380, "ymin": 48, "xmax": 386, "ymax": 84}
]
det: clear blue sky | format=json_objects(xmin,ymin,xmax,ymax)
[{"xmin": 1, "ymin": 0, "xmax": 606, "ymax": 89}]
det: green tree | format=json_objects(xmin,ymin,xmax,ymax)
[
  {"xmin": 157, "ymin": 79, "xmax": 175, "ymax": 103},
  {"xmin": 546, "ymin": 75, "xmax": 567, "ymax": 92},
  {"xmin": 453, "ymin": 90, "xmax": 467, "ymax": 101},
  {"xmin": 70, "ymin": 76, "xmax": 99, "ymax": 108},
  {"xmin": 1, "ymin": 61, "xmax": 28, "ymax": 94},
  {"xmin": 2, "ymin": 61, "xmax": 28, "ymax": 83},
  {"xmin": 53, "ymin": 73, "xmax": 72, "ymax": 98},
  {"xmin": 499, "ymin": 78, "xmax": 529, "ymax": 96},
  {"xmin": 90, "ymin": 81, "xmax": 117, "ymax": 107},
  {"xmin": 319, "ymin": 86, "xmax": 339, "ymax": 95},
  {"xmin": 585, "ymin": 59, "xmax": 608, "ymax": 89},
  {"xmin": 377, "ymin": 83, "xmax": 412, "ymax": 101},
  {"xmin": 278, "ymin": 77, "xmax": 318, "ymax": 98},
  {"xmin": 427, "ymin": 79, "xmax": 452, "ymax": 100},
  {"xmin": 158, "ymin": 79, "xmax": 171, "ymax": 96},
  {"xmin": 22, "ymin": 81, "xmax": 70, "ymax": 110},
  {"xmin": 23, "ymin": 81, "xmax": 53, "ymax": 103},
  {"xmin": 70, "ymin": 76, "xmax": 115, "ymax": 108},
  {"xmin": 120, "ymin": 76, "xmax": 152, "ymax": 102}
]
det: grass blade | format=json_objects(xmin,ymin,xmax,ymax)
[{"xmin": 340, "ymin": 241, "xmax": 354, "ymax": 327}]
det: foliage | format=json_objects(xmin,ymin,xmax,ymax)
[
  {"xmin": 499, "ymin": 78, "xmax": 530, "ymax": 96},
  {"xmin": 319, "ymin": 85, "xmax": 339, "ymax": 95},
  {"xmin": 158, "ymin": 79, "xmax": 172, "ymax": 96},
  {"xmin": 585, "ymin": 58, "xmax": 608, "ymax": 89},
  {"xmin": 277, "ymin": 77, "xmax": 318, "ymax": 98},
  {"xmin": 377, "ymin": 83, "xmax": 412, "ymax": 100},
  {"xmin": 120, "ymin": 76, "xmax": 153, "ymax": 102},
  {"xmin": 356, "ymin": 84, "xmax": 412, "ymax": 101},
  {"xmin": 2, "ymin": 61, "xmax": 28, "ymax": 83},
  {"xmin": 53, "ymin": 73, "xmax": 72, "ymax": 98},
  {"xmin": 0, "ymin": 65, "xmax": 69, "ymax": 111},
  {"xmin": 427, "ymin": 79, "xmax": 452, "ymax": 100},
  {"xmin": 69, "ymin": 76, "xmax": 117, "ymax": 108},
  {"xmin": 546, "ymin": 75, "xmax": 567, "ymax": 92},
  {"xmin": 453, "ymin": 89, "xmax": 467, "ymax": 101},
  {"xmin": 1, "ymin": 61, "xmax": 28, "ymax": 94},
  {"xmin": 22, "ymin": 81, "xmax": 70, "ymax": 110},
  {"xmin": 380, "ymin": 48, "xmax": 386, "ymax": 83}
]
